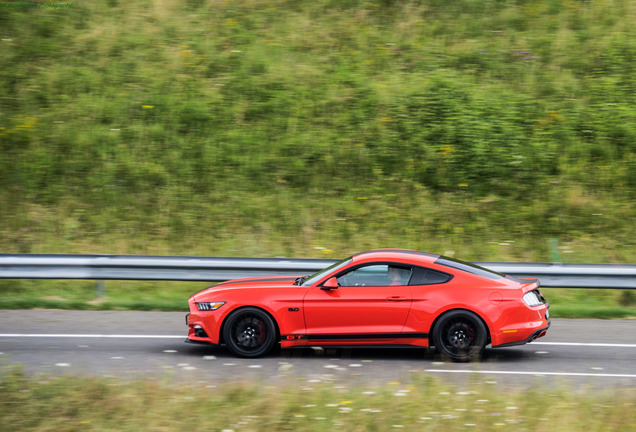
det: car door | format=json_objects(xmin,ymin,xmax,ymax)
[{"xmin": 302, "ymin": 264, "xmax": 413, "ymax": 341}]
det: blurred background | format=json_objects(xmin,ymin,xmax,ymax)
[{"xmin": 0, "ymin": 0, "xmax": 634, "ymax": 263}]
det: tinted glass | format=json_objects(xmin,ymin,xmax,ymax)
[
  {"xmin": 435, "ymin": 256, "xmax": 505, "ymax": 280},
  {"xmin": 338, "ymin": 264, "xmax": 412, "ymax": 287},
  {"xmin": 409, "ymin": 267, "xmax": 452, "ymax": 285}
]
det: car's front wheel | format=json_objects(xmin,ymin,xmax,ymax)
[
  {"xmin": 222, "ymin": 307, "xmax": 277, "ymax": 358},
  {"xmin": 433, "ymin": 310, "xmax": 487, "ymax": 362}
]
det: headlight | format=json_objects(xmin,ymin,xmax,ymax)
[
  {"xmin": 196, "ymin": 302, "xmax": 225, "ymax": 311},
  {"xmin": 523, "ymin": 291, "xmax": 542, "ymax": 307}
]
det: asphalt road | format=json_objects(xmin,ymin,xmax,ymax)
[{"xmin": 1, "ymin": 310, "xmax": 635, "ymax": 390}]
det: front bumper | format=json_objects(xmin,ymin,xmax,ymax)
[
  {"xmin": 184, "ymin": 337, "xmax": 218, "ymax": 347},
  {"xmin": 185, "ymin": 312, "xmax": 218, "ymax": 345}
]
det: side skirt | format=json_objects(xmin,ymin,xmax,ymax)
[
  {"xmin": 285, "ymin": 344, "xmax": 432, "ymax": 351},
  {"xmin": 281, "ymin": 333, "xmax": 428, "ymax": 342}
]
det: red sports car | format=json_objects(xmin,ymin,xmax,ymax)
[{"xmin": 186, "ymin": 249, "xmax": 550, "ymax": 361}]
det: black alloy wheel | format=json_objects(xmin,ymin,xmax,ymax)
[
  {"xmin": 223, "ymin": 307, "xmax": 277, "ymax": 358},
  {"xmin": 433, "ymin": 310, "xmax": 487, "ymax": 362}
]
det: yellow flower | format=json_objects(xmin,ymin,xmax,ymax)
[
  {"xmin": 439, "ymin": 145, "xmax": 455, "ymax": 157},
  {"xmin": 16, "ymin": 116, "xmax": 37, "ymax": 129}
]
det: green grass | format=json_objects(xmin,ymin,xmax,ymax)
[
  {"xmin": 0, "ymin": 0, "xmax": 634, "ymax": 264},
  {"xmin": 1, "ymin": 366, "xmax": 635, "ymax": 432},
  {"xmin": 0, "ymin": 279, "xmax": 199, "ymax": 311},
  {"xmin": 543, "ymin": 287, "xmax": 636, "ymax": 319}
]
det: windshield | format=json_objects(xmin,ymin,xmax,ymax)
[
  {"xmin": 301, "ymin": 256, "xmax": 353, "ymax": 286},
  {"xmin": 435, "ymin": 256, "xmax": 505, "ymax": 280}
]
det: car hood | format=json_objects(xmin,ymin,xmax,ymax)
[{"xmin": 189, "ymin": 275, "xmax": 302, "ymax": 300}]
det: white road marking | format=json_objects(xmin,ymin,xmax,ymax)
[
  {"xmin": 532, "ymin": 341, "xmax": 636, "ymax": 348},
  {"xmin": 0, "ymin": 334, "xmax": 183, "ymax": 339},
  {"xmin": 425, "ymin": 369, "xmax": 636, "ymax": 379}
]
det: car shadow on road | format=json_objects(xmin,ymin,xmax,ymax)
[{"xmin": 183, "ymin": 343, "xmax": 539, "ymax": 364}]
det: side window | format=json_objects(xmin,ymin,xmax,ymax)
[
  {"xmin": 337, "ymin": 264, "xmax": 413, "ymax": 287},
  {"xmin": 409, "ymin": 266, "xmax": 452, "ymax": 285}
]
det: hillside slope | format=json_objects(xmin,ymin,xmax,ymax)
[{"xmin": 0, "ymin": 0, "xmax": 634, "ymax": 262}]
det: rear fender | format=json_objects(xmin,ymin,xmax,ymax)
[{"xmin": 430, "ymin": 308, "xmax": 492, "ymax": 346}]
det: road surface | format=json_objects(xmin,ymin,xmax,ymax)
[{"xmin": 1, "ymin": 310, "xmax": 635, "ymax": 389}]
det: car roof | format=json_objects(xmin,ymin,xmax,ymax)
[{"xmin": 351, "ymin": 249, "xmax": 440, "ymax": 264}]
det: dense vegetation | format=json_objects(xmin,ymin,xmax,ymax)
[{"xmin": 0, "ymin": 0, "xmax": 634, "ymax": 262}]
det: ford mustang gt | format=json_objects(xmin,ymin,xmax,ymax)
[{"xmin": 186, "ymin": 249, "xmax": 550, "ymax": 361}]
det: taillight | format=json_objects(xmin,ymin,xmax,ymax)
[{"xmin": 523, "ymin": 290, "xmax": 543, "ymax": 307}]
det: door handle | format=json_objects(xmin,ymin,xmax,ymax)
[{"xmin": 386, "ymin": 296, "xmax": 407, "ymax": 302}]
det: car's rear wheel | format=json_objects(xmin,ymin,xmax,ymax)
[
  {"xmin": 223, "ymin": 307, "xmax": 277, "ymax": 358},
  {"xmin": 433, "ymin": 310, "xmax": 487, "ymax": 362}
]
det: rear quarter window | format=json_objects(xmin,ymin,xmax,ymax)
[{"xmin": 409, "ymin": 266, "xmax": 452, "ymax": 285}]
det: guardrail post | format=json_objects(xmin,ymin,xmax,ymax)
[
  {"xmin": 95, "ymin": 280, "xmax": 106, "ymax": 298},
  {"xmin": 549, "ymin": 238, "xmax": 561, "ymax": 263}
]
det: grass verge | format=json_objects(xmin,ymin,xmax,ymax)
[
  {"xmin": 1, "ymin": 366, "xmax": 634, "ymax": 432},
  {"xmin": 542, "ymin": 288, "xmax": 636, "ymax": 319}
]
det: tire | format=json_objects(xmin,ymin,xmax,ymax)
[
  {"xmin": 222, "ymin": 307, "xmax": 277, "ymax": 358},
  {"xmin": 432, "ymin": 310, "xmax": 487, "ymax": 362}
]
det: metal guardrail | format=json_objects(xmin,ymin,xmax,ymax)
[{"xmin": 0, "ymin": 254, "xmax": 635, "ymax": 289}]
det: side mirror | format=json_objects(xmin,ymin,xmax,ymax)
[{"xmin": 321, "ymin": 277, "xmax": 339, "ymax": 290}]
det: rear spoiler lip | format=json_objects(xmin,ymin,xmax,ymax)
[{"xmin": 517, "ymin": 277, "xmax": 540, "ymax": 293}]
